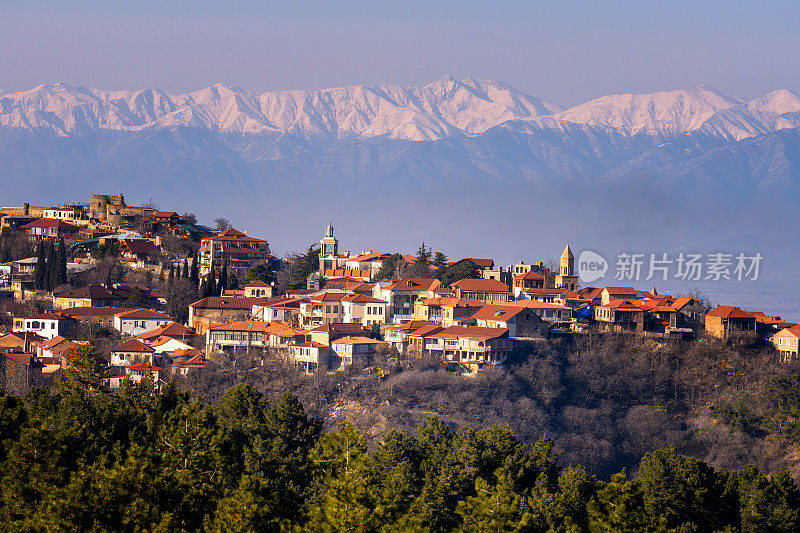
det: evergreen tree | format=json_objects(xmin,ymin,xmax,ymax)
[
  {"xmin": 227, "ymin": 271, "xmax": 239, "ymax": 291},
  {"xmin": 33, "ymin": 243, "xmax": 47, "ymax": 290},
  {"xmin": 219, "ymin": 263, "xmax": 228, "ymax": 294},
  {"xmin": 373, "ymin": 253, "xmax": 402, "ymax": 282},
  {"xmin": 158, "ymin": 268, "xmax": 165, "ymax": 283},
  {"xmin": 208, "ymin": 266, "xmax": 217, "ymax": 297},
  {"xmin": 433, "ymin": 251, "xmax": 448, "ymax": 272},
  {"xmin": 58, "ymin": 343, "xmax": 110, "ymax": 396},
  {"xmin": 416, "ymin": 242, "xmax": 432, "ymax": 266},
  {"xmin": 168, "ymin": 263, "xmax": 175, "ymax": 280},
  {"xmin": 176, "ymin": 263, "xmax": 182, "ymax": 280},
  {"xmin": 182, "ymin": 259, "xmax": 189, "ymax": 279},
  {"xmin": 440, "ymin": 260, "xmax": 480, "ymax": 286},
  {"xmin": 309, "ymin": 421, "xmax": 377, "ymax": 531},
  {"xmin": 43, "ymin": 240, "xmax": 56, "ymax": 292},
  {"xmin": 199, "ymin": 279, "xmax": 208, "ymax": 299},
  {"xmin": 190, "ymin": 254, "xmax": 199, "ymax": 284},
  {"xmin": 54, "ymin": 239, "xmax": 68, "ymax": 287}
]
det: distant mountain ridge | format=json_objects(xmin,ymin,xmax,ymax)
[
  {"xmin": 3, "ymin": 77, "xmax": 800, "ymax": 210},
  {"xmin": 2, "ymin": 77, "xmax": 800, "ymax": 144},
  {"xmin": 0, "ymin": 76, "xmax": 561, "ymax": 141}
]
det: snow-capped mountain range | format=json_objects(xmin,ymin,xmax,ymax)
[
  {"xmin": 2, "ymin": 76, "xmax": 800, "ymax": 142},
  {"xmin": 0, "ymin": 76, "xmax": 562, "ymax": 140}
]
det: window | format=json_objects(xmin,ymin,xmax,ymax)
[{"xmin": 779, "ymin": 338, "xmax": 784, "ymax": 345}]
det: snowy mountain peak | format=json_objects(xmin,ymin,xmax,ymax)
[
  {"xmin": 748, "ymin": 89, "xmax": 800, "ymax": 115},
  {"xmin": 551, "ymin": 85, "xmax": 746, "ymax": 136}
]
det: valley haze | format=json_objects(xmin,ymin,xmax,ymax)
[{"xmin": 2, "ymin": 76, "xmax": 798, "ymax": 319}]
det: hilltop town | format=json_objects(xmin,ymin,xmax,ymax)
[{"xmin": 0, "ymin": 193, "xmax": 797, "ymax": 394}]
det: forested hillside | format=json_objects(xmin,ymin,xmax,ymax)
[
  {"xmin": 182, "ymin": 333, "xmax": 800, "ymax": 480},
  {"xmin": 1, "ymin": 378, "xmax": 799, "ymax": 531},
  {"xmin": 3, "ymin": 336, "xmax": 800, "ymax": 530}
]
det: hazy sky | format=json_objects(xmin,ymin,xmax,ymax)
[{"xmin": 2, "ymin": 1, "xmax": 800, "ymax": 106}]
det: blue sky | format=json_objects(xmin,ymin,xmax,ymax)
[{"xmin": 2, "ymin": 1, "xmax": 800, "ymax": 105}]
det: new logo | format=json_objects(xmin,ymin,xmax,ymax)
[{"xmin": 578, "ymin": 250, "xmax": 608, "ymax": 283}]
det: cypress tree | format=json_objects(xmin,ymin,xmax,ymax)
[
  {"xmin": 158, "ymin": 268, "xmax": 165, "ymax": 283},
  {"xmin": 182, "ymin": 259, "xmax": 189, "ymax": 279},
  {"xmin": 199, "ymin": 279, "xmax": 208, "ymax": 299},
  {"xmin": 44, "ymin": 240, "xmax": 56, "ymax": 291},
  {"xmin": 56, "ymin": 239, "xmax": 68, "ymax": 286},
  {"xmin": 209, "ymin": 267, "xmax": 217, "ymax": 297},
  {"xmin": 34, "ymin": 244, "xmax": 46, "ymax": 290},
  {"xmin": 190, "ymin": 255, "xmax": 199, "ymax": 283},
  {"xmin": 219, "ymin": 263, "xmax": 228, "ymax": 294},
  {"xmin": 169, "ymin": 263, "xmax": 175, "ymax": 280},
  {"xmin": 176, "ymin": 263, "xmax": 182, "ymax": 280}
]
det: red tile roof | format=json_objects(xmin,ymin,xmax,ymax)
[
  {"xmin": 323, "ymin": 268, "xmax": 371, "ymax": 279},
  {"xmin": 202, "ymin": 227, "xmax": 267, "ymax": 244},
  {"xmin": 120, "ymin": 239, "xmax": 158, "ymax": 255},
  {"xmin": 111, "ymin": 338, "xmax": 155, "ymax": 353},
  {"xmin": 349, "ymin": 252, "xmax": 391, "ymax": 262},
  {"xmin": 341, "ymin": 294, "xmax": 387, "ymax": 304},
  {"xmin": 600, "ymin": 299, "xmax": 645, "ymax": 311},
  {"xmin": 515, "ymin": 271, "xmax": 545, "ymax": 281},
  {"xmin": 408, "ymin": 325, "xmax": 444, "ymax": 337},
  {"xmin": 468, "ymin": 305, "xmax": 532, "ymax": 322},
  {"xmin": 19, "ymin": 218, "xmax": 79, "ymax": 230},
  {"xmin": 128, "ymin": 363, "xmax": 161, "ymax": 372},
  {"xmin": 62, "ymin": 306, "xmax": 128, "ymax": 317},
  {"xmin": 189, "ymin": 296, "xmax": 267, "ymax": 310},
  {"xmin": 58, "ymin": 285, "xmax": 116, "ymax": 299},
  {"xmin": 137, "ymin": 322, "xmax": 196, "ymax": 340},
  {"xmin": 706, "ymin": 305, "xmax": 754, "ymax": 319},
  {"xmin": 383, "ymin": 278, "xmax": 441, "ymax": 292},
  {"xmin": 451, "ymin": 278, "xmax": 510, "ymax": 292},
  {"xmin": 603, "ymin": 287, "xmax": 639, "ymax": 294},
  {"xmin": 115, "ymin": 308, "xmax": 171, "ymax": 320}
]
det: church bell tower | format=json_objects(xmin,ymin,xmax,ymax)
[{"xmin": 319, "ymin": 222, "xmax": 339, "ymax": 272}]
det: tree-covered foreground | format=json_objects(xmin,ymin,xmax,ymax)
[{"xmin": 2, "ymin": 365, "xmax": 800, "ymax": 532}]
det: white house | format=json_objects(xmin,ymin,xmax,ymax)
[
  {"xmin": 113, "ymin": 308, "xmax": 172, "ymax": 336},
  {"xmin": 20, "ymin": 311, "xmax": 76, "ymax": 340}
]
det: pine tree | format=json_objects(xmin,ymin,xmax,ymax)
[
  {"xmin": 416, "ymin": 242, "xmax": 432, "ymax": 266},
  {"xmin": 433, "ymin": 251, "xmax": 448, "ymax": 272},
  {"xmin": 34, "ymin": 243, "xmax": 47, "ymax": 290},
  {"xmin": 58, "ymin": 343, "xmax": 110, "ymax": 396}
]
